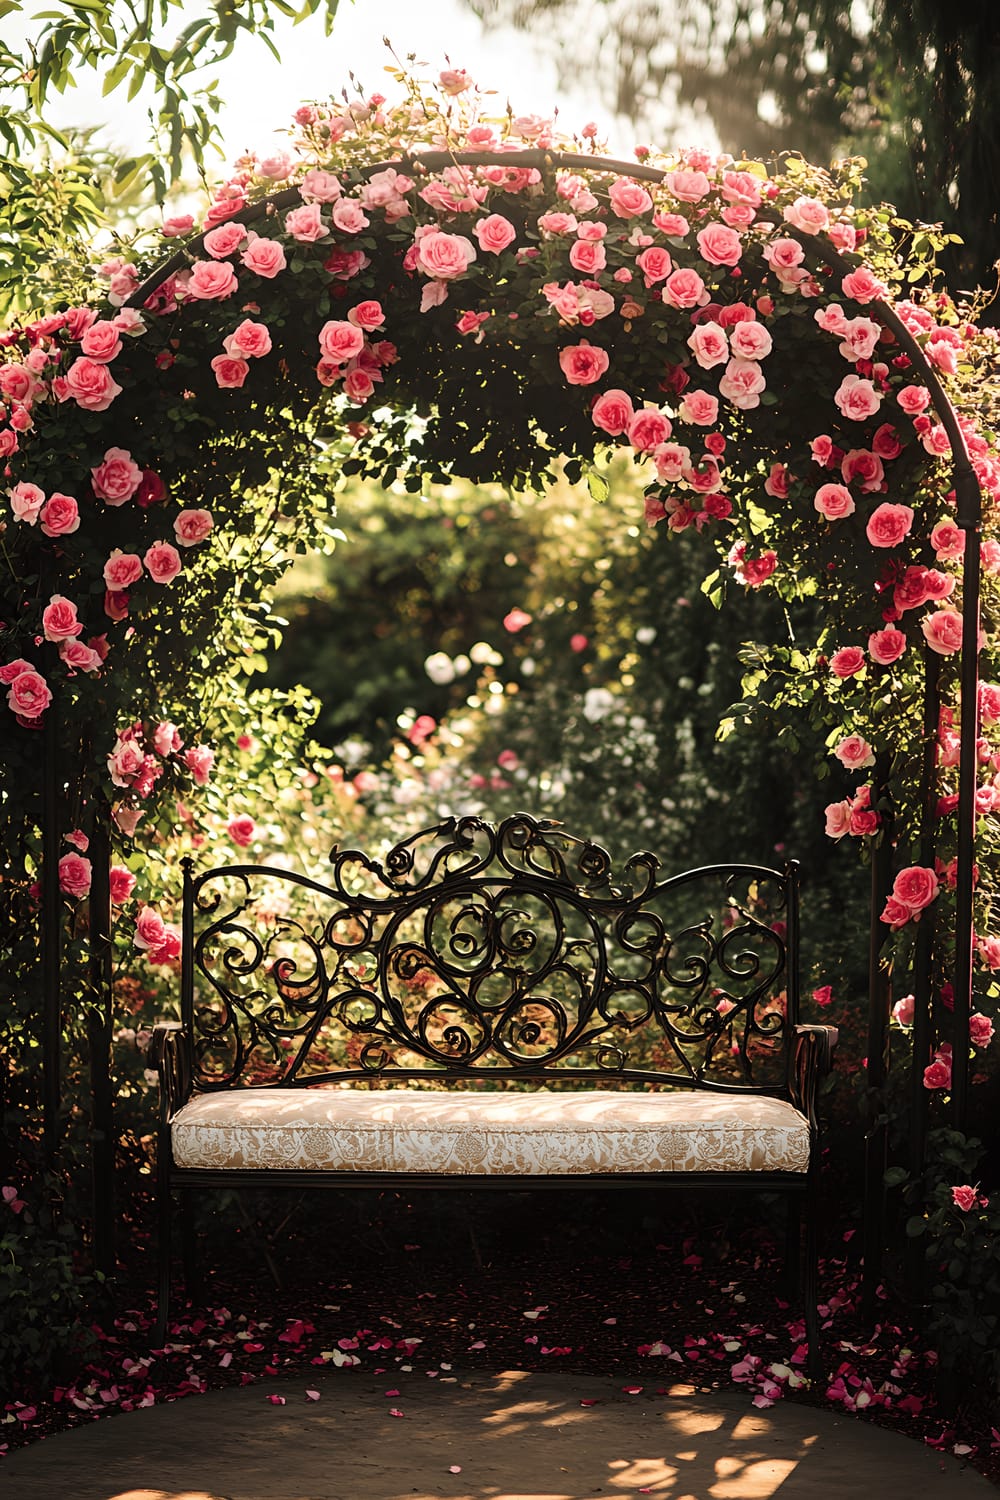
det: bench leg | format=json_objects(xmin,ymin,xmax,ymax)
[
  {"xmin": 803, "ymin": 1174, "xmax": 824, "ymax": 1382},
  {"xmin": 180, "ymin": 1187, "xmax": 203, "ymax": 1303},
  {"xmin": 154, "ymin": 1144, "xmax": 172, "ymax": 1345},
  {"xmin": 784, "ymin": 1194, "xmax": 802, "ymax": 1300}
]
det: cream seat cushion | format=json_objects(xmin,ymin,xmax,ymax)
[{"xmin": 171, "ymin": 1088, "xmax": 810, "ymax": 1176}]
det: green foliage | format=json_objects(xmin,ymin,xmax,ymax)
[
  {"xmin": 0, "ymin": 0, "xmax": 343, "ymax": 317},
  {"xmin": 0, "ymin": 1179, "xmax": 96, "ymax": 1392},
  {"xmin": 895, "ymin": 1129, "xmax": 1000, "ymax": 1390}
]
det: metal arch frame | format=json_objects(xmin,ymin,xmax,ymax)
[{"xmin": 51, "ymin": 144, "xmax": 976, "ymax": 1274}]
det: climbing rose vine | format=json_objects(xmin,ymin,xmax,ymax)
[{"xmin": 2, "ymin": 64, "xmax": 1000, "ymax": 1105}]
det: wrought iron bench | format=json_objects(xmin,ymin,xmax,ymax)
[{"xmin": 152, "ymin": 812, "xmax": 836, "ymax": 1370}]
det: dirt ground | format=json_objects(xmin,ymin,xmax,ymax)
[{"xmin": 3, "ymin": 1367, "xmax": 995, "ymax": 1500}]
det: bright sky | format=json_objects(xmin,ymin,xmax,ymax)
[{"xmin": 23, "ymin": 0, "xmax": 638, "ymax": 171}]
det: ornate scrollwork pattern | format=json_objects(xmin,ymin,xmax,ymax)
[{"xmin": 184, "ymin": 813, "xmax": 796, "ymax": 1092}]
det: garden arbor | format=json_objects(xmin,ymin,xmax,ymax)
[{"xmin": 1, "ymin": 75, "xmax": 997, "ymax": 1286}]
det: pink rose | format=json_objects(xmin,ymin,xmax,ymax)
[
  {"xmin": 211, "ymin": 355, "xmax": 250, "ymax": 388},
  {"xmin": 343, "ymin": 368, "xmax": 376, "ymax": 404},
  {"xmin": 162, "ymin": 214, "xmax": 195, "ymax": 238},
  {"xmin": 764, "ymin": 463, "xmax": 790, "ymax": 499},
  {"xmin": 764, "ymin": 237, "xmax": 805, "ymax": 272},
  {"xmin": 439, "ymin": 66, "xmax": 472, "ymax": 93},
  {"xmin": 241, "ymin": 237, "xmax": 287, "ymax": 278},
  {"xmin": 558, "ymin": 343, "xmax": 610, "ymax": 386},
  {"xmin": 331, "ymin": 198, "xmax": 369, "ymax": 234},
  {"xmin": 931, "ymin": 520, "xmax": 964, "ymax": 561},
  {"xmin": 696, "ymin": 224, "xmax": 742, "ymax": 266},
  {"xmin": 414, "ymin": 230, "xmax": 476, "ymax": 280},
  {"xmin": 635, "ymin": 246, "xmax": 672, "ymax": 285},
  {"xmin": 9, "ymin": 482, "xmax": 45, "ymax": 524},
  {"xmin": 653, "ymin": 211, "xmax": 690, "ymax": 236},
  {"xmin": 827, "ymin": 222, "xmax": 858, "ymax": 253},
  {"xmin": 894, "ymin": 566, "xmax": 933, "ymax": 613},
  {"xmin": 185, "ymin": 260, "xmax": 238, "ymax": 300},
  {"xmin": 608, "ymin": 179, "xmax": 653, "ymax": 217},
  {"xmin": 42, "ymin": 594, "xmax": 83, "ymax": 642},
  {"xmin": 923, "ymin": 1056, "xmax": 952, "ymax": 1089},
  {"xmin": 537, "ymin": 212, "xmax": 578, "ymax": 237},
  {"xmin": 144, "ymin": 541, "xmax": 182, "ymax": 584},
  {"xmin": 223, "ymin": 320, "xmax": 272, "ymax": 359},
  {"xmin": 830, "ymin": 647, "xmax": 866, "ymax": 678},
  {"xmin": 729, "ymin": 322, "xmax": 772, "ymax": 361},
  {"xmin": 228, "ymin": 814, "xmax": 256, "ymax": 847},
  {"xmin": 951, "ymin": 1185, "xmax": 978, "ymax": 1212},
  {"xmin": 591, "ymin": 389, "xmax": 635, "ymax": 436},
  {"xmin": 815, "ymin": 303, "xmax": 849, "ymax": 335},
  {"xmin": 153, "ymin": 721, "xmax": 181, "ymax": 756},
  {"xmin": 718, "ymin": 357, "xmax": 766, "ymax": 410},
  {"xmin": 39, "ymin": 493, "xmax": 80, "ymax": 537},
  {"xmin": 666, "ymin": 170, "xmax": 710, "ymax": 203},
  {"xmin": 134, "ymin": 904, "xmax": 167, "ymax": 951},
  {"xmin": 652, "ymin": 442, "xmax": 691, "ymax": 481},
  {"xmin": 835, "ymin": 374, "xmax": 882, "ymax": 421},
  {"xmin": 58, "ymin": 853, "xmax": 92, "ymax": 898},
  {"xmin": 841, "ymin": 449, "xmax": 884, "ymax": 493},
  {"xmin": 841, "ymin": 266, "xmax": 887, "ymax": 303},
  {"xmin": 300, "ymin": 168, "xmax": 343, "ymax": 203},
  {"xmin": 113, "ymin": 805, "xmax": 143, "ymax": 838},
  {"xmin": 0, "ymin": 659, "xmax": 34, "ymax": 684},
  {"xmin": 628, "ymin": 408, "xmax": 671, "ymax": 452},
  {"xmin": 970, "ymin": 1012, "xmax": 994, "ymax": 1050},
  {"xmin": 183, "ymin": 745, "xmax": 215, "ymax": 784},
  {"xmin": 783, "ymin": 196, "xmax": 830, "ymax": 234},
  {"xmin": 348, "ymin": 301, "xmax": 385, "ymax": 332},
  {"xmin": 678, "ymin": 390, "xmax": 719, "ymax": 427},
  {"xmin": 868, "ymin": 628, "xmax": 907, "ymax": 665},
  {"xmin": 323, "ymin": 247, "xmax": 368, "ymax": 282},
  {"xmin": 174, "ymin": 509, "xmax": 214, "ymax": 547},
  {"xmin": 720, "ymin": 170, "xmax": 762, "ymax": 208},
  {"xmin": 103, "ymin": 550, "xmax": 143, "ymax": 590},
  {"xmin": 7, "ymin": 670, "xmax": 51, "ymax": 719},
  {"xmin": 866, "ymin": 502, "xmax": 913, "ymax": 548},
  {"xmin": 92, "ymin": 447, "xmax": 143, "ymax": 504},
  {"xmin": 921, "ymin": 607, "xmax": 964, "ymax": 656},
  {"xmin": 147, "ymin": 925, "xmax": 181, "ymax": 965},
  {"xmin": 662, "ymin": 268, "xmax": 709, "ymax": 309},
  {"xmin": 474, "ymin": 214, "xmax": 517, "ymax": 255},
  {"xmin": 897, "ymin": 384, "xmax": 931, "ymax": 416},
  {"xmin": 834, "ymin": 734, "xmax": 875, "ymax": 769},
  {"xmin": 104, "ymin": 589, "xmax": 130, "ymax": 622},
  {"xmin": 892, "ymin": 994, "xmax": 915, "ymax": 1026},
  {"xmin": 79, "ymin": 320, "xmax": 122, "ymax": 363},
  {"xmin": 318, "ymin": 320, "xmax": 366, "ymax": 364},
  {"xmin": 59, "ymin": 358, "xmax": 122, "ymax": 411},
  {"xmin": 687, "ymin": 322, "xmax": 729, "ymax": 370},
  {"xmin": 742, "ymin": 551, "xmax": 777, "ymax": 588},
  {"xmin": 284, "ymin": 203, "xmax": 329, "ymax": 242},
  {"xmin": 839, "ymin": 317, "xmax": 881, "ymax": 361},
  {"xmin": 202, "ymin": 223, "xmax": 247, "ymax": 259},
  {"xmin": 569, "ymin": 239, "xmax": 606, "ymax": 274},
  {"xmin": 892, "ymin": 865, "xmax": 939, "ymax": 911},
  {"xmin": 824, "ymin": 800, "xmax": 853, "ymax": 839},
  {"xmin": 109, "ymin": 865, "xmax": 137, "ymax": 903}
]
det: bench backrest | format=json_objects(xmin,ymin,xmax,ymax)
[{"xmin": 182, "ymin": 812, "xmax": 800, "ymax": 1096}]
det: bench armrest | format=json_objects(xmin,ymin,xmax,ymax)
[
  {"xmin": 150, "ymin": 1022, "xmax": 193, "ymax": 1121},
  {"xmin": 790, "ymin": 1023, "xmax": 839, "ymax": 1130}
]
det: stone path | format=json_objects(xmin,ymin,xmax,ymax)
[{"xmin": 3, "ymin": 1369, "xmax": 993, "ymax": 1499}]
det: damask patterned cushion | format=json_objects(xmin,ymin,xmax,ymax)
[{"xmin": 171, "ymin": 1087, "xmax": 810, "ymax": 1175}]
